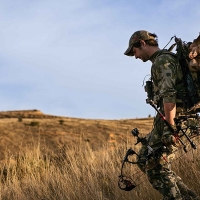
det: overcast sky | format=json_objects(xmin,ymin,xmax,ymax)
[{"xmin": 0, "ymin": 0, "xmax": 199, "ymax": 119}]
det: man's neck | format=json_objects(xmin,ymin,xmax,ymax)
[
  {"xmin": 149, "ymin": 47, "xmax": 160, "ymax": 56},
  {"xmin": 148, "ymin": 47, "xmax": 160, "ymax": 62}
]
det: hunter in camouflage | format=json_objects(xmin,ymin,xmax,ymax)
[{"xmin": 124, "ymin": 30, "xmax": 200, "ymax": 200}]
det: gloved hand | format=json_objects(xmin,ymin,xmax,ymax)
[
  {"xmin": 161, "ymin": 124, "xmax": 177, "ymax": 146},
  {"xmin": 162, "ymin": 134, "xmax": 176, "ymax": 146}
]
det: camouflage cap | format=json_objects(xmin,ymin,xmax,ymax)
[{"xmin": 124, "ymin": 30, "xmax": 156, "ymax": 56}]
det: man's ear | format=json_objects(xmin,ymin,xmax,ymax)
[{"xmin": 140, "ymin": 40, "xmax": 146, "ymax": 47}]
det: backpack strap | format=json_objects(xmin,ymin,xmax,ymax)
[{"xmin": 167, "ymin": 43, "xmax": 176, "ymax": 52}]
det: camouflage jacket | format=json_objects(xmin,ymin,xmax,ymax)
[{"xmin": 150, "ymin": 50, "xmax": 185, "ymax": 111}]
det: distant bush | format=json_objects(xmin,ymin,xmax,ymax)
[
  {"xmin": 29, "ymin": 121, "xmax": 39, "ymax": 126},
  {"xmin": 18, "ymin": 117, "xmax": 23, "ymax": 122},
  {"xmin": 59, "ymin": 120, "xmax": 64, "ymax": 125}
]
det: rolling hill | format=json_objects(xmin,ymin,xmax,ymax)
[{"xmin": 0, "ymin": 109, "xmax": 153, "ymax": 160}]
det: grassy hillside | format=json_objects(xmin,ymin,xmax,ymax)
[
  {"xmin": 0, "ymin": 110, "xmax": 153, "ymax": 160},
  {"xmin": 0, "ymin": 110, "xmax": 199, "ymax": 200}
]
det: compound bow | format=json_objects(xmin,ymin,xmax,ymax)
[{"xmin": 118, "ymin": 100, "xmax": 200, "ymax": 191}]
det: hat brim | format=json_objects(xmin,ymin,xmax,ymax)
[{"xmin": 124, "ymin": 45, "xmax": 134, "ymax": 56}]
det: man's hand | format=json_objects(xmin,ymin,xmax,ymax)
[
  {"xmin": 162, "ymin": 124, "xmax": 177, "ymax": 146},
  {"xmin": 162, "ymin": 134, "xmax": 176, "ymax": 146}
]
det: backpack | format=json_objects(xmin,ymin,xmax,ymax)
[{"xmin": 166, "ymin": 35, "xmax": 200, "ymax": 113}]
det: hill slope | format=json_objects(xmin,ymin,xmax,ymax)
[{"xmin": 0, "ymin": 110, "xmax": 153, "ymax": 160}]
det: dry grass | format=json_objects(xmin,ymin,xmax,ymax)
[
  {"xmin": 0, "ymin": 112, "xmax": 199, "ymax": 199},
  {"xmin": 0, "ymin": 137, "xmax": 199, "ymax": 200}
]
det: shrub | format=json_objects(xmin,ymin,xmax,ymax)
[
  {"xmin": 18, "ymin": 117, "xmax": 23, "ymax": 122},
  {"xmin": 29, "ymin": 121, "xmax": 39, "ymax": 126},
  {"xmin": 59, "ymin": 120, "xmax": 64, "ymax": 125}
]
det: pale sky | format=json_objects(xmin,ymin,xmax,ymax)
[{"xmin": 0, "ymin": 0, "xmax": 199, "ymax": 119}]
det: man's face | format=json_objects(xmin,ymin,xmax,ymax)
[{"xmin": 132, "ymin": 45, "xmax": 149, "ymax": 62}]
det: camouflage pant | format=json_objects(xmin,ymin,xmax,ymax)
[{"xmin": 147, "ymin": 163, "xmax": 200, "ymax": 200}]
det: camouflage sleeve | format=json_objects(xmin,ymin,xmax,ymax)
[{"xmin": 151, "ymin": 54, "xmax": 177, "ymax": 103}]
